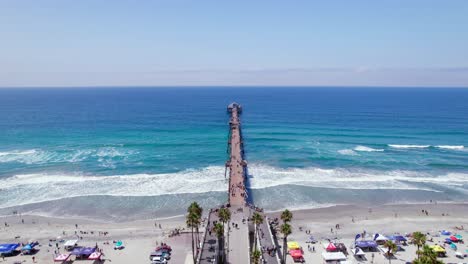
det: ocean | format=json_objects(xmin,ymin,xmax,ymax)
[{"xmin": 0, "ymin": 87, "xmax": 467, "ymax": 220}]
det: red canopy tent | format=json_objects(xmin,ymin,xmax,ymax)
[
  {"xmin": 326, "ymin": 242, "xmax": 337, "ymax": 251},
  {"xmin": 289, "ymin": 249, "xmax": 303, "ymax": 258},
  {"xmin": 450, "ymin": 236, "xmax": 458, "ymax": 242}
]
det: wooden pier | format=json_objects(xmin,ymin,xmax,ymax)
[{"xmin": 198, "ymin": 103, "xmax": 279, "ymax": 264}]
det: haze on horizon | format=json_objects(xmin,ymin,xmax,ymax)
[{"xmin": 1, "ymin": 0, "xmax": 468, "ymax": 88}]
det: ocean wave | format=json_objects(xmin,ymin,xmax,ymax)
[
  {"xmin": 0, "ymin": 147, "xmax": 137, "ymax": 165},
  {"xmin": 388, "ymin": 144, "xmax": 430, "ymax": 149},
  {"xmin": 354, "ymin": 145, "xmax": 384, "ymax": 152},
  {"xmin": 435, "ymin": 145, "xmax": 464, "ymax": 150},
  {"xmin": 1, "ymin": 164, "xmax": 467, "ymax": 209},
  {"xmin": 337, "ymin": 149, "xmax": 358, "ymax": 156}
]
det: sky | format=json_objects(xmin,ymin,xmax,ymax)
[{"xmin": 1, "ymin": 0, "xmax": 468, "ymax": 87}]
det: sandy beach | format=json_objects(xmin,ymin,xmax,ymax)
[{"xmin": 1, "ymin": 203, "xmax": 467, "ymax": 264}]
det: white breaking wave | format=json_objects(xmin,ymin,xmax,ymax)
[
  {"xmin": 435, "ymin": 145, "xmax": 464, "ymax": 150},
  {"xmin": 337, "ymin": 149, "xmax": 358, "ymax": 156},
  {"xmin": 354, "ymin": 146, "xmax": 384, "ymax": 152},
  {"xmin": 388, "ymin": 144, "xmax": 430, "ymax": 149},
  {"xmin": 1, "ymin": 164, "xmax": 467, "ymax": 209},
  {"xmin": 0, "ymin": 147, "xmax": 137, "ymax": 165}
]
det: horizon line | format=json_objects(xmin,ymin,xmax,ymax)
[{"xmin": 0, "ymin": 85, "xmax": 468, "ymax": 89}]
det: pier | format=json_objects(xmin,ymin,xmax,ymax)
[{"xmin": 198, "ymin": 103, "xmax": 279, "ymax": 264}]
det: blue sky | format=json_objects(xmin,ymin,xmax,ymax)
[{"xmin": 1, "ymin": 1, "xmax": 467, "ymax": 87}]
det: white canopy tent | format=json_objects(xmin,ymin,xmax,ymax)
[
  {"xmin": 322, "ymin": 252, "xmax": 347, "ymax": 261},
  {"xmin": 63, "ymin": 240, "xmax": 78, "ymax": 249},
  {"xmin": 374, "ymin": 234, "xmax": 388, "ymax": 241},
  {"xmin": 351, "ymin": 247, "xmax": 366, "ymax": 256}
]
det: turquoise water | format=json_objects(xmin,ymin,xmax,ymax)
[{"xmin": 0, "ymin": 87, "xmax": 467, "ymax": 220}]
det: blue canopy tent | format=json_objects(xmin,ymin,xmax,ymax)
[
  {"xmin": 355, "ymin": 240, "xmax": 378, "ymax": 250},
  {"xmin": 0, "ymin": 243, "xmax": 20, "ymax": 256},
  {"xmin": 71, "ymin": 247, "xmax": 96, "ymax": 259},
  {"xmin": 387, "ymin": 235, "xmax": 407, "ymax": 242},
  {"xmin": 21, "ymin": 242, "xmax": 39, "ymax": 254}
]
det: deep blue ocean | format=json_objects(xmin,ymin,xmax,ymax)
[{"xmin": 0, "ymin": 87, "xmax": 467, "ymax": 220}]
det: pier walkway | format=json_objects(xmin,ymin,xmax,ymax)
[{"xmin": 199, "ymin": 103, "xmax": 279, "ymax": 264}]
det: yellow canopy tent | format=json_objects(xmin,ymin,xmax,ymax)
[
  {"xmin": 287, "ymin": 241, "xmax": 300, "ymax": 250},
  {"xmin": 430, "ymin": 245, "xmax": 446, "ymax": 253}
]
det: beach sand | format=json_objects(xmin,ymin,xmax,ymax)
[{"xmin": 1, "ymin": 203, "xmax": 467, "ymax": 264}]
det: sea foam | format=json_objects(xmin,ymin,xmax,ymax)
[
  {"xmin": 388, "ymin": 144, "xmax": 430, "ymax": 149},
  {"xmin": 354, "ymin": 145, "xmax": 384, "ymax": 152},
  {"xmin": 435, "ymin": 145, "xmax": 464, "ymax": 150},
  {"xmin": 1, "ymin": 164, "xmax": 467, "ymax": 209}
]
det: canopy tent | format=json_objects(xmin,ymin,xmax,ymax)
[
  {"xmin": 64, "ymin": 240, "xmax": 78, "ymax": 250},
  {"xmin": 322, "ymin": 252, "xmax": 347, "ymax": 261},
  {"xmin": 335, "ymin": 243, "xmax": 347, "ymax": 253},
  {"xmin": 444, "ymin": 238, "xmax": 452, "ymax": 244},
  {"xmin": 355, "ymin": 240, "xmax": 377, "ymax": 249},
  {"xmin": 289, "ymin": 249, "xmax": 303, "ymax": 258},
  {"xmin": 0, "ymin": 243, "xmax": 20, "ymax": 255},
  {"xmin": 71, "ymin": 247, "xmax": 96, "ymax": 257},
  {"xmin": 54, "ymin": 253, "xmax": 71, "ymax": 262},
  {"xmin": 455, "ymin": 234, "xmax": 463, "ymax": 240},
  {"xmin": 352, "ymin": 247, "xmax": 366, "ymax": 256},
  {"xmin": 387, "ymin": 235, "xmax": 407, "ymax": 242},
  {"xmin": 449, "ymin": 236, "xmax": 459, "ymax": 242},
  {"xmin": 374, "ymin": 234, "xmax": 388, "ymax": 241},
  {"xmin": 441, "ymin": 230, "xmax": 451, "ymax": 236},
  {"xmin": 21, "ymin": 242, "xmax": 39, "ymax": 253},
  {"xmin": 325, "ymin": 242, "xmax": 337, "ymax": 252},
  {"xmin": 88, "ymin": 252, "xmax": 102, "ymax": 260},
  {"xmin": 429, "ymin": 245, "xmax": 446, "ymax": 253},
  {"xmin": 306, "ymin": 235, "xmax": 318, "ymax": 243},
  {"xmin": 287, "ymin": 241, "xmax": 301, "ymax": 250}
]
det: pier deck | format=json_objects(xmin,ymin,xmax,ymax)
[
  {"xmin": 199, "ymin": 103, "xmax": 279, "ymax": 264},
  {"xmin": 227, "ymin": 105, "xmax": 247, "ymax": 206}
]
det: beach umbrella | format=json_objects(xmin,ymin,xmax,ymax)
[
  {"xmin": 455, "ymin": 234, "xmax": 463, "ymax": 240},
  {"xmin": 441, "ymin": 230, "xmax": 451, "ymax": 236},
  {"xmin": 450, "ymin": 243, "xmax": 457, "ymax": 250},
  {"xmin": 450, "ymin": 235, "xmax": 458, "ymax": 242}
]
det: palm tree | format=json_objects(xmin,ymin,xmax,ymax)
[
  {"xmin": 281, "ymin": 209, "xmax": 293, "ymax": 223},
  {"xmin": 186, "ymin": 212, "xmax": 200, "ymax": 264},
  {"xmin": 252, "ymin": 249, "xmax": 262, "ymax": 264},
  {"xmin": 412, "ymin": 245, "xmax": 443, "ymax": 264},
  {"xmin": 214, "ymin": 222, "xmax": 225, "ymax": 264},
  {"xmin": 412, "ymin": 231, "xmax": 426, "ymax": 259},
  {"xmin": 218, "ymin": 208, "xmax": 231, "ymax": 259},
  {"xmin": 188, "ymin": 202, "xmax": 203, "ymax": 247},
  {"xmin": 280, "ymin": 223, "xmax": 292, "ymax": 264},
  {"xmin": 252, "ymin": 212, "xmax": 264, "ymax": 251},
  {"xmin": 383, "ymin": 240, "xmax": 398, "ymax": 264}
]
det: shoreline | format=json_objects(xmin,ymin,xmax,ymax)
[{"xmin": 2, "ymin": 200, "xmax": 467, "ymax": 224}]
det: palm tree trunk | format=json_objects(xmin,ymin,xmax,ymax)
[
  {"xmin": 254, "ymin": 223, "xmax": 257, "ymax": 251},
  {"xmin": 191, "ymin": 225, "xmax": 195, "ymax": 264},
  {"xmin": 195, "ymin": 226, "xmax": 200, "ymax": 258},
  {"xmin": 283, "ymin": 236, "xmax": 287, "ymax": 264},
  {"xmin": 226, "ymin": 221, "xmax": 230, "ymax": 260}
]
